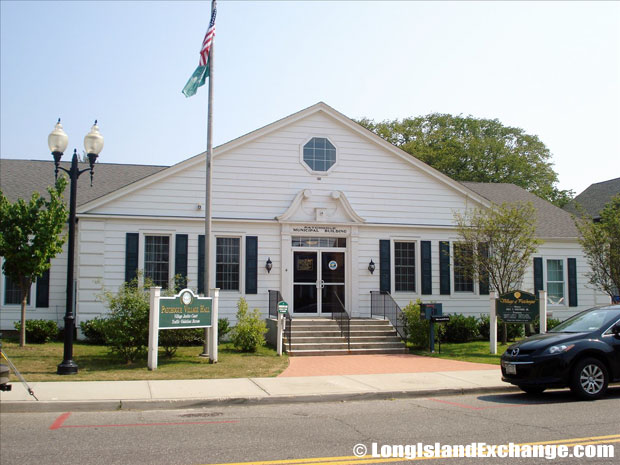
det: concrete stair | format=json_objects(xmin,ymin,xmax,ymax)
[{"xmin": 283, "ymin": 318, "xmax": 408, "ymax": 356}]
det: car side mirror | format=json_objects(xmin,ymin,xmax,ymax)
[{"xmin": 612, "ymin": 323, "xmax": 620, "ymax": 336}]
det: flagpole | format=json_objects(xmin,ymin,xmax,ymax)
[{"xmin": 201, "ymin": 0, "xmax": 216, "ymax": 359}]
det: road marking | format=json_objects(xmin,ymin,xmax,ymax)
[
  {"xmin": 49, "ymin": 412, "xmax": 238, "ymax": 430},
  {"xmin": 204, "ymin": 434, "xmax": 620, "ymax": 465}
]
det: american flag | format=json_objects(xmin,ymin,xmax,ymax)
[{"xmin": 199, "ymin": 5, "xmax": 217, "ymax": 67}]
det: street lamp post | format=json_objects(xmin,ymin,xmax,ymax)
[{"xmin": 48, "ymin": 119, "xmax": 104, "ymax": 375}]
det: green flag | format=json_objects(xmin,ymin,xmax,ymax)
[{"xmin": 182, "ymin": 61, "xmax": 210, "ymax": 98}]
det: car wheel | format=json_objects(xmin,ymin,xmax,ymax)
[
  {"xmin": 519, "ymin": 385, "xmax": 546, "ymax": 395},
  {"xmin": 570, "ymin": 357, "xmax": 608, "ymax": 400}
]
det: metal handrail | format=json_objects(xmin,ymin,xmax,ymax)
[
  {"xmin": 331, "ymin": 291, "xmax": 351, "ymax": 351},
  {"xmin": 370, "ymin": 291, "xmax": 406, "ymax": 340}
]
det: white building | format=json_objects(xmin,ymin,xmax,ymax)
[{"xmin": 0, "ymin": 103, "xmax": 610, "ymax": 332}]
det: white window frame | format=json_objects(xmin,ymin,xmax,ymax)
[
  {"xmin": 299, "ymin": 135, "xmax": 339, "ymax": 176},
  {"xmin": 0, "ymin": 258, "xmax": 36, "ymax": 309},
  {"xmin": 452, "ymin": 241, "xmax": 476, "ymax": 294},
  {"xmin": 139, "ymin": 232, "xmax": 174, "ymax": 289},
  {"xmin": 545, "ymin": 258, "xmax": 567, "ymax": 306},
  {"xmin": 392, "ymin": 240, "xmax": 418, "ymax": 294},
  {"xmin": 214, "ymin": 235, "xmax": 244, "ymax": 293}
]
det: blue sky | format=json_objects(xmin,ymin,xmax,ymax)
[{"xmin": 1, "ymin": 1, "xmax": 618, "ymax": 194}]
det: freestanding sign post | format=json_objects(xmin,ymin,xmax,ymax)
[
  {"xmin": 276, "ymin": 301, "xmax": 288, "ymax": 356},
  {"xmin": 148, "ymin": 287, "xmax": 219, "ymax": 370},
  {"xmin": 490, "ymin": 289, "xmax": 547, "ymax": 354}
]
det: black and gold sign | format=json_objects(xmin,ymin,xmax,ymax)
[{"xmin": 497, "ymin": 290, "xmax": 539, "ymax": 323}]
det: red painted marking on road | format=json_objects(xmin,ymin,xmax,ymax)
[
  {"xmin": 49, "ymin": 412, "xmax": 71, "ymax": 430},
  {"xmin": 428, "ymin": 398, "xmax": 521, "ymax": 410}
]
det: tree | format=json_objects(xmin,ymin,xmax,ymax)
[
  {"xmin": 453, "ymin": 201, "xmax": 542, "ymax": 343},
  {"xmin": 576, "ymin": 195, "xmax": 620, "ymax": 299},
  {"xmin": 0, "ymin": 178, "xmax": 68, "ymax": 346},
  {"xmin": 357, "ymin": 114, "xmax": 573, "ymax": 206}
]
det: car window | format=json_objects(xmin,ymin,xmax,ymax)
[{"xmin": 550, "ymin": 309, "xmax": 616, "ymax": 333}]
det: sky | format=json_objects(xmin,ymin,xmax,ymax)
[{"xmin": 1, "ymin": 1, "xmax": 618, "ymax": 195}]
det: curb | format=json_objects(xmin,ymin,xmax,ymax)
[{"xmin": 0, "ymin": 385, "xmax": 519, "ymax": 413}]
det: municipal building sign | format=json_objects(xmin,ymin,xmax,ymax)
[
  {"xmin": 291, "ymin": 225, "xmax": 349, "ymax": 234},
  {"xmin": 159, "ymin": 289, "xmax": 212, "ymax": 329},
  {"xmin": 496, "ymin": 290, "xmax": 539, "ymax": 323}
]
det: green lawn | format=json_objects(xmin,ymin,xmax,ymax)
[
  {"xmin": 0, "ymin": 340, "xmax": 289, "ymax": 382},
  {"xmin": 409, "ymin": 340, "xmax": 516, "ymax": 365}
]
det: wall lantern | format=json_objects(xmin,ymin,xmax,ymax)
[
  {"xmin": 368, "ymin": 259, "xmax": 376, "ymax": 274},
  {"xmin": 265, "ymin": 257, "xmax": 273, "ymax": 273}
]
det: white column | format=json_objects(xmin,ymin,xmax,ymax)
[
  {"xmin": 148, "ymin": 287, "xmax": 161, "ymax": 370},
  {"xmin": 209, "ymin": 288, "xmax": 219, "ymax": 363},
  {"xmin": 490, "ymin": 290, "xmax": 497, "ymax": 354},
  {"xmin": 539, "ymin": 290, "xmax": 547, "ymax": 334}
]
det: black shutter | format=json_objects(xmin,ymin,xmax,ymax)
[
  {"xmin": 125, "ymin": 233, "xmax": 139, "ymax": 283},
  {"xmin": 439, "ymin": 241, "xmax": 451, "ymax": 295},
  {"xmin": 175, "ymin": 234, "xmax": 188, "ymax": 290},
  {"xmin": 534, "ymin": 257, "xmax": 543, "ymax": 294},
  {"xmin": 568, "ymin": 258, "xmax": 577, "ymax": 307},
  {"xmin": 198, "ymin": 235, "xmax": 205, "ymax": 295},
  {"xmin": 478, "ymin": 242, "xmax": 489, "ymax": 295},
  {"xmin": 421, "ymin": 241, "xmax": 432, "ymax": 295},
  {"xmin": 245, "ymin": 236, "xmax": 258, "ymax": 294},
  {"xmin": 36, "ymin": 268, "xmax": 50, "ymax": 308},
  {"xmin": 379, "ymin": 240, "xmax": 391, "ymax": 293}
]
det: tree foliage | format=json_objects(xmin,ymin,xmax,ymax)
[
  {"xmin": 576, "ymin": 195, "xmax": 620, "ymax": 298},
  {"xmin": 357, "ymin": 114, "xmax": 573, "ymax": 206},
  {"xmin": 453, "ymin": 201, "xmax": 541, "ymax": 295},
  {"xmin": 0, "ymin": 178, "xmax": 68, "ymax": 346}
]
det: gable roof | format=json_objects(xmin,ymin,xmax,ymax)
[
  {"xmin": 0, "ymin": 159, "xmax": 167, "ymax": 206},
  {"xmin": 461, "ymin": 182, "xmax": 578, "ymax": 238},
  {"xmin": 77, "ymin": 102, "xmax": 492, "ymax": 213},
  {"xmin": 564, "ymin": 177, "xmax": 620, "ymax": 220}
]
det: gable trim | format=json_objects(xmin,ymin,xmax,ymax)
[{"xmin": 78, "ymin": 102, "xmax": 492, "ymax": 214}]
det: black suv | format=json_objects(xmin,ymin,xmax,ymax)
[{"xmin": 501, "ymin": 305, "xmax": 620, "ymax": 400}]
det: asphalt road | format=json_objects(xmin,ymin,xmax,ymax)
[{"xmin": 1, "ymin": 387, "xmax": 619, "ymax": 465}]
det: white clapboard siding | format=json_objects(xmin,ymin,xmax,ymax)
[{"xmin": 87, "ymin": 111, "xmax": 478, "ymax": 225}]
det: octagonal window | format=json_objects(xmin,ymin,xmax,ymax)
[{"xmin": 303, "ymin": 137, "xmax": 336, "ymax": 172}]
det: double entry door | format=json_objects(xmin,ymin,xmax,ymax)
[{"xmin": 293, "ymin": 250, "xmax": 345, "ymax": 315}]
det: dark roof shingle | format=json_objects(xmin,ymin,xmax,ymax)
[
  {"xmin": 461, "ymin": 182, "xmax": 578, "ymax": 238},
  {"xmin": 0, "ymin": 159, "xmax": 167, "ymax": 207},
  {"xmin": 564, "ymin": 177, "xmax": 620, "ymax": 219}
]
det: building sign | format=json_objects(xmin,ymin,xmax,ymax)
[
  {"xmin": 291, "ymin": 225, "xmax": 349, "ymax": 235},
  {"xmin": 496, "ymin": 290, "xmax": 539, "ymax": 323},
  {"xmin": 159, "ymin": 289, "xmax": 212, "ymax": 329}
]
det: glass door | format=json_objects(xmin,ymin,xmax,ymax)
[
  {"xmin": 293, "ymin": 250, "xmax": 346, "ymax": 315},
  {"xmin": 293, "ymin": 251, "xmax": 318, "ymax": 314},
  {"xmin": 320, "ymin": 251, "xmax": 345, "ymax": 314}
]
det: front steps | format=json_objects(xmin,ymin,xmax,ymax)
[{"xmin": 283, "ymin": 318, "xmax": 408, "ymax": 356}]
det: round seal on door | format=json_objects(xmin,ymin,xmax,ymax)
[{"xmin": 328, "ymin": 260, "xmax": 338, "ymax": 271}]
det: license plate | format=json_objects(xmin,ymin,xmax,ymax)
[{"xmin": 505, "ymin": 363, "xmax": 516, "ymax": 375}]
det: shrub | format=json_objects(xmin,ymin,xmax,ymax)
[
  {"xmin": 79, "ymin": 317, "xmax": 108, "ymax": 345},
  {"xmin": 401, "ymin": 299, "xmax": 429, "ymax": 349},
  {"xmin": 230, "ymin": 298, "xmax": 267, "ymax": 352},
  {"xmin": 218, "ymin": 317, "xmax": 231, "ymax": 342},
  {"xmin": 13, "ymin": 319, "xmax": 58, "ymax": 344},
  {"xmin": 478, "ymin": 314, "xmax": 524, "ymax": 341},
  {"xmin": 99, "ymin": 278, "xmax": 150, "ymax": 363},
  {"xmin": 159, "ymin": 329, "xmax": 203, "ymax": 357},
  {"xmin": 534, "ymin": 317, "xmax": 562, "ymax": 333},
  {"xmin": 444, "ymin": 314, "xmax": 479, "ymax": 343}
]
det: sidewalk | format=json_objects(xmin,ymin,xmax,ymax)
[{"xmin": 0, "ymin": 356, "xmax": 517, "ymax": 413}]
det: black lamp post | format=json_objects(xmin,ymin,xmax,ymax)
[{"xmin": 48, "ymin": 119, "xmax": 104, "ymax": 375}]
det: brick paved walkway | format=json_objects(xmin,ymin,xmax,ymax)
[{"xmin": 279, "ymin": 354, "xmax": 498, "ymax": 377}]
